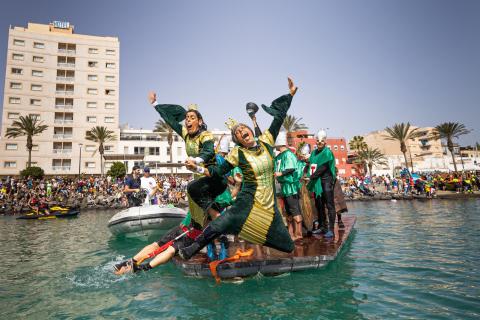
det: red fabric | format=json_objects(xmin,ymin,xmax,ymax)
[{"xmin": 181, "ymin": 225, "xmax": 202, "ymax": 239}]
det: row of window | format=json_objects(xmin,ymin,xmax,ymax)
[
  {"xmin": 131, "ymin": 146, "xmax": 183, "ymax": 156},
  {"xmin": 8, "ymin": 87, "xmax": 115, "ymax": 100},
  {"xmin": 12, "ymin": 53, "xmax": 44, "ymax": 62},
  {"xmin": 10, "ymin": 61, "xmax": 116, "ymax": 73},
  {"xmin": 7, "ymin": 112, "xmax": 115, "ymax": 123},
  {"xmin": 4, "ymin": 97, "xmax": 115, "ymax": 109},
  {"xmin": 9, "ymin": 73, "xmax": 115, "ymax": 82},
  {"xmin": 5, "ymin": 144, "xmax": 113, "ymax": 152},
  {"xmin": 14, "ymin": 39, "xmax": 116, "ymax": 55}
]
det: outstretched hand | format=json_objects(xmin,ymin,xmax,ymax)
[
  {"xmin": 148, "ymin": 92, "xmax": 157, "ymax": 105},
  {"xmin": 288, "ymin": 77, "xmax": 297, "ymax": 96}
]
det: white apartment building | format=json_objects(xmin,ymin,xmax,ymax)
[
  {"xmin": 113, "ymin": 126, "xmax": 231, "ymax": 175},
  {"xmin": 0, "ymin": 21, "xmax": 119, "ymax": 176}
]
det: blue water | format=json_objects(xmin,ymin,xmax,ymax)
[{"xmin": 1, "ymin": 200, "xmax": 479, "ymax": 319}]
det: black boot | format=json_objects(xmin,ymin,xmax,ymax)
[{"xmin": 179, "ymin": 225, "xmax": 220, "ymax": 260}]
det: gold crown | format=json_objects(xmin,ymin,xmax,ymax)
[
  {"xmin": 187, "ymin": 104, "xmax": 198, "ymax": 111},
  {"xmin": 225, "ymin": 118, "xmax": 239, "ymax": 130}
]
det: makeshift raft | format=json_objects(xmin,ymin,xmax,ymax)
[{"xmin": 173, "ymin": 215, "xmax": 356, "ymax": 279}]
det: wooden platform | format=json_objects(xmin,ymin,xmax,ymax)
[{"xmin": 173, "ymin": 215, "xmax": 356, "ymax": 279}]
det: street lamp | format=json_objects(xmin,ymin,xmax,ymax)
[{"xmin": 78, "ymin": 143, "xmax": 83, "ymax": 178}]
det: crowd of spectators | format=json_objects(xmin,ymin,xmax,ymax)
[{"xmin": 0, "ymin": 174, "xmax": 192, "ymax": 214}]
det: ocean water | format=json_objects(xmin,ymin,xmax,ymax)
[{"xmin": 1, "ymin": 199, "xmax": 479, "ymax": 319}]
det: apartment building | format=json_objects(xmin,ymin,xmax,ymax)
[{"xmin": 1, "ymin": 21, "xmax": 119, "ymax": 175}]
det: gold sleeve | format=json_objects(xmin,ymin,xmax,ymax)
[
  {"xmin": 200, "ymin": 131, "xmax": 214, "ymax": 144},
  {"xmin": 259, "ymin": 130, "xmax": 275, "ymax": 146},
  {"xmin": 225, "ymin": 146, "xmax": 240, "ymax": 167},
  {"xmin": 181, "ymin": 126, "xmax": 188, "ymax": 140}
]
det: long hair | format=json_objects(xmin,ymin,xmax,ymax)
[{"xmin": 186, "ymin": 110, "xmax": 207, "ymax": 133}]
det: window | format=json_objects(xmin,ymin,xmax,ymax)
[
  {"xmin": 88, "ymin": 61, "xmax": 98, "ymax": 68},
  {"xmin": 104, "ymin": 145, "xmax": 114, "ymax": 153},
  {"xmin": 6, "ymin": 143, "xmax": 18, "ymax": 150},
  {"xmin": 33, "ymin": 42, "xmax": 45, "ymax": 49},
  {"xmin": 8, "ymin": 112, "xmax": 19, "ymax": 119},
  {"xmin": 88, "ymin": 48, "xmax": 98, "ymax": 54},
  {"xmin": 87, "ymin": 116, "xmax": 97, "ymax": 123},
  {"xmin": 11, "ymin": 68, "xmax": 23, "ymax": 75},
  {"xmin": 134, "ymin": 147, "xmax": 145, "ymax": 155},
  {"xmin": 105, "ymin": 62, "xmax": 115, "ymax": 69},
  {"xmin": 87, "ymin": 102, "xmax": 97, "ymax": 108},
  {"xmin": 30, "ymin": 114, "xmax": 41, "ymax": 120},
  {"xmin": 85, "ymin": 145, "xmax": 96, "ymax": 152},
  {"xmin": 104, "ymin": 117, "xmax": 114, "ymax": 123},
  {"xmin": 340, "ymin": 145, "xmax": 345, "ymax": 151},
  {"xmin": 106, "ymin": 49, "xmax": 115, "ymax": 55},
  {"xmin": 9, "ymin": 97, "xmax": 20, "ymax": 104},
  {"xmin": 31, "ymin": 84, "xmax": 42, "ymax": 91},
  {"xmin": 88, "ymin": 74, "xmax": 98, "ymax": 81},
  {"xmin": 105, "ymin": 102, "xmax": 115, "ymax": 109},
  {"xmin": 87, "ymin": 88, "xmax": 98, "ymax": 95},
  {"xmin": 12, "ymin": 53, "xmax": 24, "ymax": 60},
  {"xmin": 4, "ymin": 162, "xmax": 16, "ymax": 168},
  {"xmin": 177, "ymin": 147, "xmax": 183, "ymax": 156},
  {"xmin": 105, "ymin": 75, "xmax": 115, "ymax": 82},
  {"xmin": 105, "ymin": 89, "xmax": 115, "ymax": 96},
  {"xmin": 30, "ymin": 99, "xmax": 41, "ymax": 106},
  {"xmin": 335, "ymin": 159, "xmax": 339, "ymax": 165},
  {"xmin": 85, "ymin": 162, "xmax": 96, "ymax": 168},
  {"xmin": 32, "ymin": 145, "xmax": 39, "ymax": 151},
  {"xmin": 10, "ymin": 82, "xmax": 22, "ymax": 89},
  {"xmin": 13, "ymin": 39, "xmax": 25, "ymax": 46},
  {"xmin": 148, "ymin": 147, "xmax": 160, "ymax": 155},
  {"xmin": 32, "ymin": 70, "xmax": 43, "ymax": 77},
  {"xmin": 334, "ymin": 145, "xmax": 338, "ymax": 151},
  {"xmin": 33, "ymin": 56, "xmax": 44, "ymax": 63}
]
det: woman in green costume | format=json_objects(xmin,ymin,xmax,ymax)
[
  {"xmin": 179, "ymin": 77, "xmax": 298, "ymax": 259},
  {"xmin": 113, "ymin": 94, "xmax": 227, "ymax": 274}
]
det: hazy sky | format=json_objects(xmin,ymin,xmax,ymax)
[{"xmin": 1, "ymin": 0, "xmax": 479, "ymax": 145}]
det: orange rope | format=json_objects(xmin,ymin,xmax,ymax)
[{"xmin": 208, "ymin": 248, "xmax": 254, "ymax": 283}]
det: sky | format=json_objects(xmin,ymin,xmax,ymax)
[{"xmin": 1, "ymin": 0, "xmax": 479, "ymax": 145}]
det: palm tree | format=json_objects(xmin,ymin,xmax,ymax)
[
  {"xmin": 85, "ymin": 126, "xmax": 116, "ymax": 176},
  {"xmin": 154, "ymin": 119, "xmax": 174, "ymax": 172},
  {"xmin": 430, "ymin": 122, "xmax": 471, "ymax": 172},
  {"xmin": 384, "ymin": 123, "xmax": 421, "ymax": 172},
  {"xmin": 349, "ymin": 135, "xmax": 367, "ymax": 152},
  {"xmin": 6, "ymin": 115, "xmax": 48, "ymax": 168},
  {"xmin": 282, "ymin": 115, "xmax": 307, "ymax": 132},
  {"xmin": 357, "ymin": 147, "xmax": 388, "ymax": 177}
]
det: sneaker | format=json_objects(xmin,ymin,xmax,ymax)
[
  {"xmin": 324, "ymin": 230, "xmax": 334, "ymax": 238},
  {"xmin": 338, "ymin": 220, "xmax": 345, "ymax": 230},
  {"xmin": 312, "ymin": 228, "xmax": 326, "ymax": 235}
]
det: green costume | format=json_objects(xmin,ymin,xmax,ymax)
[
  {"xmin": 307, "ymin": 147, "xmax": 336, "ymax": 196},
  {"xmin": 275, "ymin": 149, "xmax": 301, "ymax": 197},
  {"xmin": 187, "ymin": 93, "xmax": 295, "ymax": 253},
  {"xmin": 154, "ymin": 104, "xmax": 218, "ymax": 229}
]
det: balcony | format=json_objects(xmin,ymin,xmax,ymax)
[
  {"xmin": 57, "ymin": 49, "xmax": 76, "ymax": 54},
  {"xmin": 54, "ymin": 119, "xmax": 73, "ymax": 125},
  {"xmin": 57, "ymin": 63, "xmax": 75, "ymax": 68},
  {"xmin": 55, "ymin": 104, "xmax": 74, "ymax": 110},
  {"xmin": 53, "ymin": 134, "xmax": 73, "ymax": 140},
  {"xmin": 53, "ymin": 149, "xmax": 72, "ymax": 154},
  {"xmin": 55, "ymin": 90, "xmax": 74, "ymax": 96},
  {"xmin": 56, "ymin": 76, "xmax": 74, "ymax": 82},
  {"xmin": 52, "ymin": 166, "xmax": 71, "ymax": 171}
]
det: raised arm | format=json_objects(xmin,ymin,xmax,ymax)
[
  {"xmin": 149, "ymin": 92, "xmax": 185, "ymax": 136},
  {"xmin": 261, "ymin": 77, "xmax": 297, "ymax": 140},
  {"xmin": 197, "ymin": 139, "xmax": 215, "ymax": 163}
]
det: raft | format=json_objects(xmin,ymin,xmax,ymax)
[
  {"xmin": 173, "ymin": 215, "xmax": 356, "ymax": 279},
  {"xmin": 16, "ymin": 207, "xmax": 79, "ymax": 220}
]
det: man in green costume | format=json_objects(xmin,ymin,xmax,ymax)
[
  {"xmin": 307, "ymin": 129, "xmax": 337, "ymax": 238},
  {"xmin": 274, "ymin": 131, "xmax": 303, "ymax": 240},
  {"xmin": 180, "ymin": 77, "xmax": 298, "ymax": 259}
]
